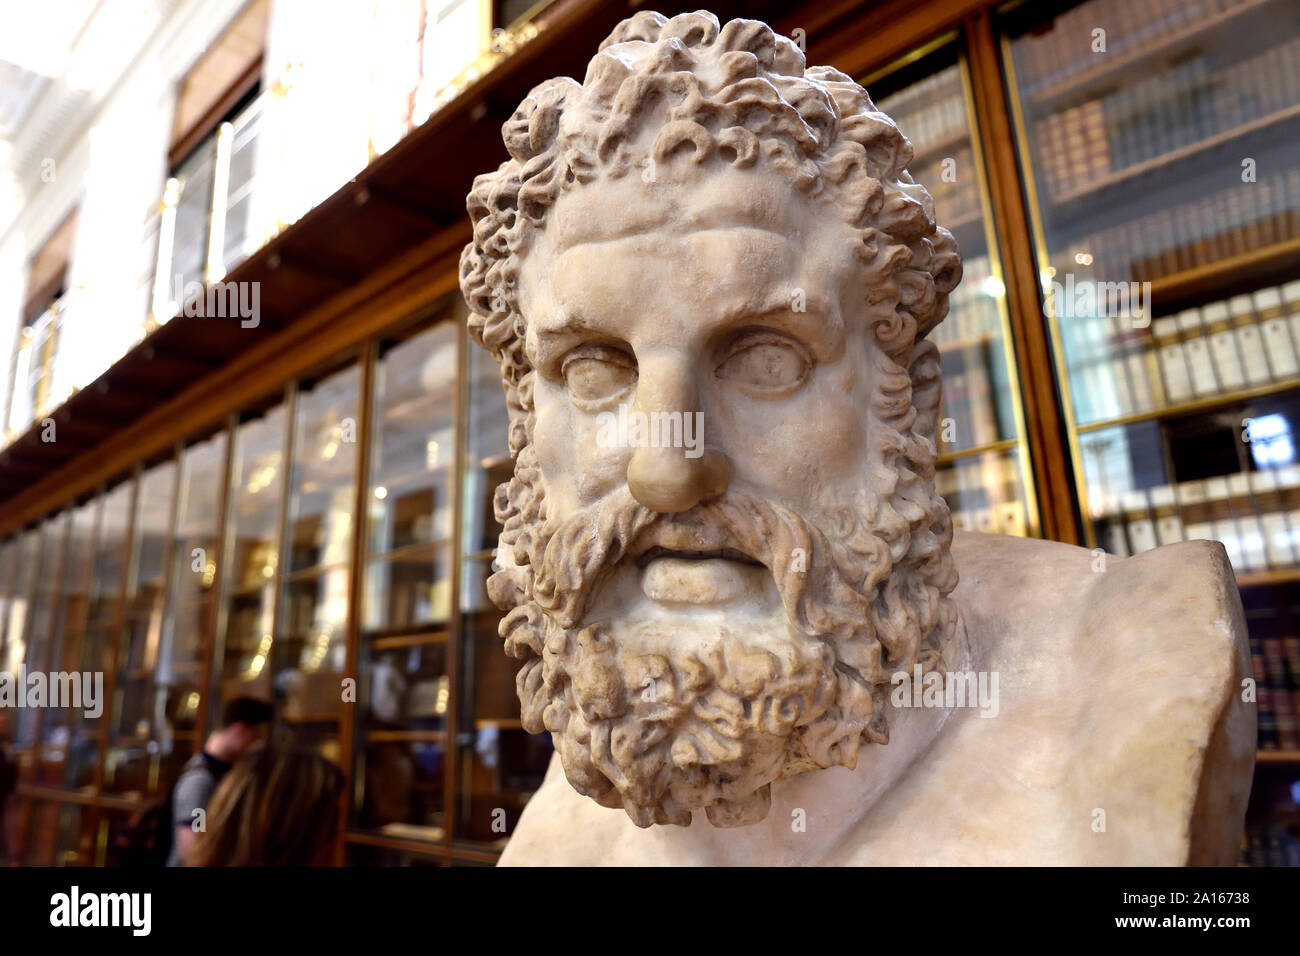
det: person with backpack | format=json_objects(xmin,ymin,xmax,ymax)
[{"xmin": 165, "ymin": 696, "xmax": 273, "ymax": 867}]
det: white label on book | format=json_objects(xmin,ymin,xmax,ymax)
[
  {"xmin": 1234, "ymin": 324, "xmax": 1271, "ymax": 385},
  {"xmin": 1261, "ymin": 512, "xmax": 1296, "ymax": 567},
  {"xmin": 1183, "ymin": 337, "xmax": 1219, "ymax": 396},
  {"xmin": 1208, "ymin": 330, "xmax": 1245, "ymax": 390},
  {"xmin": 1261, "ymin": 319, "xmax": 1299, "ymax": 378},
  {"xmin": 1103, "ymin": 523, "xmax": 1129, "ymax": 557}
]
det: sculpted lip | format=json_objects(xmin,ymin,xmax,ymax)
[{"xmin": 633, "ymin": 546, "xmax": 763, "ymax": 569}]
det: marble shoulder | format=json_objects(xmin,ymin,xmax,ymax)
[{"xmin": 951, "ymin": 531, "xmax": 1254, "ymax": 863}]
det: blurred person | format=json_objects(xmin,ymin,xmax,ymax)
[
  {"xmin": 166, "ymin": 696, "xmax": 273, "ymax": 866},
  {"xmin": 188, "ymin": 744, "xmax": 344, "ymax": 866}
]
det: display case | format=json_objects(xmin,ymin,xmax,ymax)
[
  {"xmin": 211, "ymin": 401, "xmax": 286, "ymax": 715},
  {"xmin": 103, "ymin": 459, "xmax": 178, "ymax": 797},
  {"xmin": 869, "ymin": 42, "xmax": 1039, "ymax": 538},
  {"xmin": 455, "ymin": 338, "xmax": 550, "ymax": 848},
  {"xmin": 1003, "ymin": 0, "xmax": 1300, "ymax": 864},
  {"xmin": 350, "ymin": 316, "xmax": 459, "ymax": 848},
  {"xmin": 277, "ymin": 360, "xmax": 361, "ymax": 760}
]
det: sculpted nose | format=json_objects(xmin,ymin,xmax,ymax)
[{"xmin": 625, "ymin": 349, "xmax": 730, "ymax": 513}]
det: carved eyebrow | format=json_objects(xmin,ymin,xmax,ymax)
[
  {"xmin": 528, "ymin": 292, "xmax": 845, "ymax": 370},
  {"xmin": 719, "ymin": 293, "xmax": 844, "ymax": 362}
]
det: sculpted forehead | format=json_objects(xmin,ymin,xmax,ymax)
[
  {"xmin": 545, "ymin": 161, "xmax": 800, "ymax": 246},
  {"xmin": 520, "ymin": 166, "xmax": 858, "ymax": 350}
]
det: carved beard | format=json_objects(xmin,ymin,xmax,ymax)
[{"xmin": 488, "ymin": 443, "xmax": 951, "ymax": 829}]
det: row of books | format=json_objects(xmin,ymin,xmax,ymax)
[
  {"xmin": 1060, "ymin": 165, "xmax": 1300, "ymax": 284},
  {"xmin": 875, "ymin": 66, "xmax": 965, "ymax": 156},
  {"xmin": 1240, "ymin": 825, "xmax": 1300, "ymax": 867},
  {"xmin": 934, "ymin": 254, "xmax": 1001, "ymax": 347},
  {"xmin": 937, "ymin": 453, "xmax": 1027, "ymax": 537},
  {"xmin": 1015, "ymin": 0, "xmax": 1258, "ymax": 97},
  {"xmin": 1033, "ymin": 35, "xmax": 1300, "ymax": 199},
  {"xmin": 1253, "ymin": 635, "xmax": 1300, "ymax": 750},
  {"xmin": 1091, "ymin": 467, "xmax": 1300, "ymax": 574},
  {"xmin": 1064, "ymin": 280, "xmax": 1300, "ymax": 423}
]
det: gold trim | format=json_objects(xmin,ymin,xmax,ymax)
[
  {"xmin": 1077, "ymin": 378, "xmax": 1300, "ymax": 434},
  {"xmin": 859, "ymin": 29, "xmax": 960, "ymax": 90}
]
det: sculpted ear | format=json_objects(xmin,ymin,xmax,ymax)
[{"xmin": 909, "ymin": 340, "xmax": 943, "ymax": 445}]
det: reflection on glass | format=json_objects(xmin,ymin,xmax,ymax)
[
  {"xmin": 457, "ymin": 337, "xmax": 551, "ymax": 846},
  {"xmin": 279, "ymin": 364, "xmax": 359, "ymax": 750},
  {"xmin": 105, "ymin": 460, "xmax": 178, "ymax": 797},
  {"xmin": 43, "ymin": 500, "xmax": 99, "ymax": 792},
  {"xmin": 871, "ymin": 52, "xmax": 1033, "ymax": 543},
  {"xmin": 160, "ymin": 432, "xmax": 227, "ymax": 756},
  {"xmin": 352, "ymin": 318, "xmax": 459, "ymax": 847},
  {"xmin": 22, "ymin": 515, "xmax": 67, "ymax": 757},
  {"xmin": 1007, "ymin": 0, "xmax": 1300, "ymax": 565},
  {"xmin": 937, "ymin": 449, "xmax": 1028, "ymax": 537},
  {"xmin": 364, "ymin": 322, "xmax": 458, "ymax": 634},
  {"xmin": 876, "ymin": 62, "xmax": 1020, "ymax": 458},
  {"xmin": 214, "ymin": 404, "xmax": 285, "ymax": 714}
]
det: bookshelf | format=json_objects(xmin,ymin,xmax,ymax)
[
  {"xmin": 873, "ymin": 45, "xmax": 1038, "ymax": 540},
  {"xmin": 1005, "ymin": 0, "xmax": 1300, "ymax": 867}
]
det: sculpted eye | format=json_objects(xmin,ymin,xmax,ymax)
[
  {"xmin": 561, "ymin": 345, "xmax": 637, "ymax": 405},
  {"xmin": 716, "ymin": 332, "xmax": 810, "ymax": 393}
]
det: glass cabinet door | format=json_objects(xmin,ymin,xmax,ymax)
[
  {"xmin": 165, "ymin": 431, "xmax": 228, "ymax": 748},
  {"xmin": 45, "ymin": 500, "xmax": 99, "ymax": 793},
  {"xmin": 1004, "ymin": 0, "xmax": 1300, "ymax": 863},
  {"xmin": 104, "ymin": 459, "xmax": 178, "ymax": 797},
  {"xmin": 278, "ymin": 361, "xmax": 360, "ymax": 762},
  {"xmin": 870, "ymin": 44, "xmax": 1037, "ymax": 538},
  {"xmin": 352, "ymin": 318, "xmax": 458, "ymax": 846},
  {"xmin": 1006, "ymin": 0, "xmax": 1300, "ymax": 566},
  {"xmin": 88, "ymin": 480, "xmax": 135, "ymax": 792},
  {"xmin": 31, "ymin": 511, "xmax": 70, "ymax": 787},
  {"xmin": 213, "ymin": 402, "xmax": 286, "ymax": 715},
  {"xmin": 455, "ymin": 335, "xmax": 551, "ymax": 848}
]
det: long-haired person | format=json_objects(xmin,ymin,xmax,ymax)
[{"xmin": 188, "ymin": 744, "xmax": 344, "ymax": 866}]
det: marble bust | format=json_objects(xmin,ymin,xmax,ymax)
[{"xmin": 458, "ymin": 10, "xmax": 1255, "ymax": 865}]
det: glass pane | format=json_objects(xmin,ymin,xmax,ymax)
[
  {"xmin": 44, "ymin": 500, "xmax": 100, "ymax": 792},
  {"xmin": 224, "ymin": 97, "xmax": 264, "ymax": 274},
  {"xmin": 279, "ymin": 363, "xmax": 360, "ymax": 754},
  {"xmin": 170, "ymin": 147, "xmax": 215, "ymax": 295},
  {"xmin": 3, "ymin": 530, "xmax": 42, "ymax": 682},
  {"xmin": 214, "ymin": 403, "xmax": 285, "ymax": 716},
  {"xmin": 1006, "ymin": 0, "xmax": 1300, "ymax": 859},
  {"xmin": 937, "ymin": 448, "xmax": 1030, "ymax": 537},
  {"xmin": 1008, "ymin": 2, "xmax": 1300, "ymax": 562},
  {"xmin": 23, "ymin": 514, "xmax": 67, "ymax": 760},
  {"xmin": 870, "ymin": 49, "xmax": 1034, "ymax": 535},
  {"xmin": 352, "ymin": 319, "xmax": 459, "ymax": 846},
  {"xmin": 0, "ymin": 537, "xmax": 20, "ymax": 663},
  {"xmin": 364, "ymin": 322, "xmax": 458, "ymax": 634},
  {"xmin": 456, "ymin": 338, "xmax": 551, "ymax": 846},
  {"xmin": 160, "ymin": 431, "xmax": 228, "ymax": 762},
  {"xmin": 104, "ymin": 459, "xmax": 178, "ymax": 797},
  {"xmin": 53, "ymin": 802, "xmax": 95, "ymax": 866}
]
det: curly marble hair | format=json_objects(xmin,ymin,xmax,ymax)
[{"xmin": 458, "ymin": 10, "xmax": 964, "ymax": 825}]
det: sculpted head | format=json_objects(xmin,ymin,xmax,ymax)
[{"xmin": 459, "ymin": 10, "xmax": 962, "ymax": 828}]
